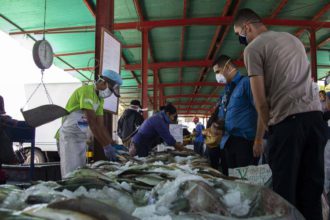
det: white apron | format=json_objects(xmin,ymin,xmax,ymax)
[{"xmin": 59, "ymin": 110, "xmax": 89, "ymax": 178}]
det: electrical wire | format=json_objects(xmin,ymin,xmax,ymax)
[
  {"xmin": 86, "ymin": 56, "xmax": 100, "ymax": 82},
  {"xmin": 43, "ymin": 0, "xmax": 47, "ymax": 40}
]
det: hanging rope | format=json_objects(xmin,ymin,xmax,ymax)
[
  {"xmin": 40, "ymin": 70, "xmax": 53, "ymax": 104},
  {"xmin": 43, "ymin": 0, "xmax": 47, "ymax": 40},
  {"xmin": 21, "ymin": 70, "xmax": 53, "ymax": 110}
]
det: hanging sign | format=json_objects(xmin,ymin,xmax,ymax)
[{"xmin": 99, "ymin": 27, "xmax": 122, "ymax": 114}]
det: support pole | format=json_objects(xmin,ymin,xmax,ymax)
[
  {"xmin": 142, "ymin": 29, "xmax": 149, "ymax": 118},
  {"xmin": 153, "ymin": 69, "xmax": 158, "ymax": 111},
  {"xmin": 94, "ymin": 0, "xmax": 114, "ymax": 161},
  {"xmin": 159, "ymin": 88, "xmax": 164, "ymax": 107},
  {"xmin": 95, "ymin": 0, "xmax": 114, "ymax": 75},
  {"xmin": 309, "ymin": 29, "xmax": 317, "ymax": 82}
]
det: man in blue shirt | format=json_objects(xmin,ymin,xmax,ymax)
[
  {"xmin": 213, "ymin": 55, "xmax": 262, "ymax": 175},
  {"xmin": 193, "ymin": 117, "xmax": 205, "ymax": 156},
  {"xmin": 132, "ymin": 103, "xmax": 183, "ymax": 157}
]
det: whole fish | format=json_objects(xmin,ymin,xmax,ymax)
[
  {"xmin": 48, "ymin": 197, "xmax": 139, "ymax": 220},
  {"xmin": 22, "ymin": 204, "xmax": 97, "ymax": 220}
]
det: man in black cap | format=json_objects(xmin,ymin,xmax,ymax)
[{"xmin": 117, "ymin": 100, "xmax": 144, "ymax": 148}]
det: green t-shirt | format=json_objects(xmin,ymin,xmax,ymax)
[
  {"xmin": 55, "ymin": 85, "xmax": 104, "ymax": 140},
  {"xmin": 65, "ymin": 84, "xmax": 104, "ymax": 115}
]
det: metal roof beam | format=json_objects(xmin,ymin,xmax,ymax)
[
  {"xmin": 179, "ymin": 114, "xmax": 211, "ymax": 117},
  {"xmin": 318, "ymin": 65, "xmax": 330, "ymax": 69},
  {"xmin": 65, "ymin": 59, "xmax": 244, "ymax": 71},
  {"xmin": 270, "ymin": 0, "xmax": 289, "ymax": 18},
  {"xmin": 116, "ymin": 17, "xmax": 330, "ymax": 29},
  {"xmin": 189, "ymin": 0, "xmax": 241, "ymax": 114},
  {"xmin": 138, "ymin": 81, "xmax": 223, "ymax": 88},
  {"xmin": 125, "ymin": 60, "xmax": 211, "ymax": 70},
  {"xmin": 179, "ymin": 0, "xmax": 189, "ymax": 98},
  {"xmin": 133, "ymin": 0, "xmax": 144, "ymax": 22},
  {"xmin": 124, "ymin": 59, "xmax": 244, "ymax": 70},
  {"xmin": 141, "ymin": 29, "xmax": 149, "ymax": 117},
  {"xmin": 81, "ymin": 0, "xmax": 154, "ymax": 106},
  {"xmin": 54, "ymin": 44, "xmax": 141, "ymax": 57},
  {"xmin": 153, "ymin": 69, "xmax": 158, "ymax": 110},
  {"xmin": 165, "ymin": 94, "xmax": 218, "ymax": 99},
  {"xmin": 9, "ymin": 26, "xmax": 95, "ymax": 35},
  {"xmin": 305, "ymin": 36, "xmax": 330, "ymax": 54},
  {"xmin": 83, "ymin": 0, "xmax": 96, "ymax": 18},
  {"xmin": 54, "ymin": 50, "xmax": 94, "ymax": 57},
  {"xmin": 309, "ymin": 30, "xmax": 317, "ymax": 82},
  {"xmin": 64, "ymin": 67, "xmax": 94, "ymax": 71},
  {"xmin": 295, "ymin": 3, "xmax": 330, "ymax": 37},
  {"xmin": 133, "ymin": 0, "xmax": 158, "ymax": 111},
  {"xmin": 122, "ymin": 57, "xmax": 153, "ymax": 108},
  {"xmin": 59, "ymin": 61, "xmax": 330, "ymax": 75},
  {"xmin": 161, "ymin": 82, "xmax": 222, "ymax": 88},
  {"xmin": 9, "ymin": 17, "xmax": 330, "ymax": 36},
  {"xmin": 123, "ymin": 44, "xmax": 141, "ymax": 49},
  {"xmin": 120, "ymin": 91, "xmax": 140, "ymax": 94},
  {"xmin": 317, "ymin": 37, "xmax": 330, "ymax": 48},
  {"xmin": 121, "ymin": 56, "xmax": 141, "ymax": 85},
  {"xmin": 177, "ymin": 108, "xmax": 210, "ymax": 111},
  {"xmin": 172, "ymin": 102, "xmax": 214, "ymax": 106}
]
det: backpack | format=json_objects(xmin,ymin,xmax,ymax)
[{"xmin": 117, "ymin": 109, "xmax": 143, "ymax": 140}]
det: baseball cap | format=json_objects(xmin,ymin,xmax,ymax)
[{"xmin": 130, "ymin": 100, "xmax": 142, "ymax": 108}]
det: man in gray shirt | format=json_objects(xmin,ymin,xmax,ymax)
[{"xmin": 234, "ymin": 8, "xmax": 327, "ymax": 220}]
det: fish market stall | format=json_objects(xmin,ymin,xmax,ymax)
[{"xmin": 0, "ymin": 149, "xmax": 304, "ymax": 219}]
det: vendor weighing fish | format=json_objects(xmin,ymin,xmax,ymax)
[{"xmin": 56, "ymin": 70, "xmax": 123, "ymax": 177}]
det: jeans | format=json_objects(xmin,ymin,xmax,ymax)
[{"xmin": 193, "ymin": 141, "xmax": 204, "ymax": 156}]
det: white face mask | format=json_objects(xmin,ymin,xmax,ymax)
[
  {"xmin": 98, "ymin": 87, "xmax": 113, "ymax": 98},
  {"xmin": 216, "ymin": 73, "xmax": 227, "ymax": 84},
  {"xmin": 129, "ymin": 105, "xmax": 141, "ymax": 112}
]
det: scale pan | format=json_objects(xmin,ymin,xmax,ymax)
[{"xmin": 21, "ymin": 104, "xmax": 68, "ymax": 127}]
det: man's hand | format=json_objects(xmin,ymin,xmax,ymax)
[
  {"xmin": 103, "ymin": 144, "xmax": 117, "ymax": 161},
  {"xmin": 253, "ymin": 140, "xmax": 264, "ymax": 157},
  {"xmin": 129, "ymin": 144, "xmax": 137, "ymax": 157},
  {"xmin": 174, "ymin": 142, "xmax": 184, "ymax": 151}
]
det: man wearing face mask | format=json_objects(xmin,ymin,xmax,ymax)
[
  {"xmin": 131, "ymin": 103, "xmax": 183, "ymax": 157},
  {"xmin": 234, "ymin": 9, "xmax": 327, "ymax": 219},
  {"xmin": 117, "ymin": 100, "xmax": 144, "ymax": 148},
  {"xmin": 213, "ymin": 55, "xmax": 261, "ymax": 176},
  {"xmin": 192, "ymin": 117, "xmax": 205, "ymax": 156},
  {"xmin": 58, "ymin": 69, "xmax": 122, "ymax": 177}
]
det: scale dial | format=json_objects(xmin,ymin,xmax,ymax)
[{"xmin": 32, "ymin": 40, "xmax": 54, "ymax": 69}]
